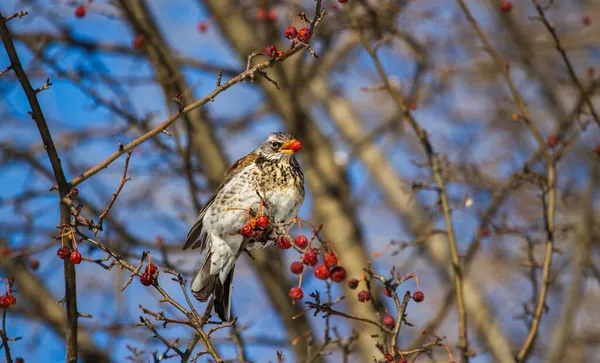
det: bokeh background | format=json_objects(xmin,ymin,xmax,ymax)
[{"xmin": 1, "ymin": 0, "xmax": 599, "ymax": 362}]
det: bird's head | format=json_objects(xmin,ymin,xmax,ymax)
[{"xmin": 254, "ymin": 132, "xmax": 302, "ymax": 161}]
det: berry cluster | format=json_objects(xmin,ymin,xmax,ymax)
[
  {"xmin": 57, "ymin": 246, "xmax": 82, "ymax": 264},
  {"xmin": 240, "ymin": 215, "xmax": 270, "ymax": 237},
  {"xmin": 283, "ymin": 13, "xmax": 311, "ymax": 43}
]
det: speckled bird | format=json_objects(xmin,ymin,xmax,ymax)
[{"xmin": 182, "ymin": 132, "xmax": 305, "ymax": 321}]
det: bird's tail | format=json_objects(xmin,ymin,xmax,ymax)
[{"xmin": 191, "ymin": 253, "xmax": 234, "ymax": 322}]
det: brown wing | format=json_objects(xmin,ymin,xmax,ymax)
[{"xmin": 182, "ymin": 152, "xmax": 259, "ymax": 251}]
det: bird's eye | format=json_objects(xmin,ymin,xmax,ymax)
[{"xmin": 270, "ymin": 141, "xmax": 282, "ymax": 149}]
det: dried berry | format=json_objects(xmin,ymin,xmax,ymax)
[
  {"xmin": 240, "ymin": 224, "xmax": 253, "ymax": 237},
  {"xmin": 301, "ymin": 248, "xmax": 318, "ymax": 266},
  {"xmin": 294, "ymin": 235, "xmax": 308, "ymax": 248},
  {"xmin": 256, "ymin": 216, "xmax": 269, "ymax": 228},
  {"xmin": 284, "ymin": 25, "xmax": 298, "ymax": 40},
  {"xmin": 324, "ymin": 253, "xmax": 338, "ymax": 268},
  {"xmin": 347, "ymin": 278, "xmax": 359, "ymax": 289},
  {"xmin": 358, "ymin": 290, "xmax": 370, "ymax": 302},
  {"xmin": 74, "ymin": 5, "xmax": 86, "ymax": 18},
  {"xmin": 29, "ymin": 258, "xmax": 40, "ymax": 270},
  {"xmin": 278, "ymin": 236, "xmax": 292, "ymax": 249},
  {"xmin": 314, "ymin": 264, "xmax": 330, "ymax": 280},
  {"xmin": 297, "ymin": 27, "xmax": 311, "ymax": 42},
  {"xmin": 290, "ymin": 261, "xmax": 304, "ymax": 275},
  {"xmin": 288, "ymin": 287, "xmax": 303, "ymax": 301},
  {"xmin": 265, "ymin": 45, "xmax": 278, "ymax": 58},
  {"xmin": 140, "ymin": 273, "xmax": 153, "ymax": 286},
  {"xmin": 145, "ymin": 263, "xmax": 158, "ymax": 276},
  {"xmin": 329, "ymin": 266, "xmax": 346, "ymax": 283},
  {"xmin": 57, "ymin": 247, "xmax": 70, "ymax": 260},
  {"xmin": 70, "ymin": 251, "xmax": 82, "ymax": 264},
  {"xmin": 413, "ymin": 290, "xmax": 425, "ymax": 303},
  {"xmin": 499, "ymin": 1, "xmax": 512, "ymax": 13},
  {"xmin": 383, "ymin": 315, "xmax": 395, "ymax": 327}
]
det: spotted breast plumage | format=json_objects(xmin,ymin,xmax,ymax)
[{"xmin": 182, "ymin": 132, "xmax": 305, "ymax": 321}]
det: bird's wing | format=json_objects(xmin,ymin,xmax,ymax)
[{"xmin": 182, "ymin": 152, "xmax": 259, "ymax": 251}]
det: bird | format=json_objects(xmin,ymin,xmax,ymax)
[{"xmin": 182, "ymin": 132, "xmax": 305, "ymax": 321}]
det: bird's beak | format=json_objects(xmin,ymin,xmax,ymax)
[{"xmin": 279, "ymin": 139, "xmax": 298, "ymax": 155}]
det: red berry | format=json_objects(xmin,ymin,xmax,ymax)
[
  {"xmin": 383, "ymin": 315, "xmax": 395, "ymax": 327},
  {"xmin": 5, "ymin": 294, "xmax": 16, "ymax": 306},
  {"xmin": 70, "ymin": 251, "xmax": 82, "ymax": 264},
  {"xmin": 29, "ymin": 258, "xmax": 40, "ymax": 270},
  {"xmin": 256, "ymin": 216, "xmax": 269, "ymax": 228},
  {"xmin": 547, "ymin": 135, "xmax": 559, "ymax": 148},
  {"xmin": 338, "ymin": 0, "xmax": 349, "ymax": 3},
  {"xmin": 294, "ymin": 235, "xmax": 308, "ymax": 248},
  {"xmin": 133, "ymin": 35, "xmax": 144, "ymax": 49},
  {"xmin": 499, "ymin": 1, "xmax": 512, "ymax": 13},
  {"xmin": 278, "ymin": 236, "xmax": 292, "ymax": 249},
  {"xmin": 329, "ymin": 266, "xmax": 346, "ymax": 283},
  {"xmin": 265, "ymin": 45, "xmax": 278, "ymax": 58},
  {"xmin": 0, "ymin": 296, "xmax": 8, "ymax": 308},
  {"xmin": 145, "ymin": 263, "xmax": 158, "ymax": 276},
  {"xmin": 256, "ymin": 8, "xmax": 268, "ymax": 20},
  {"xmin": 290, "ymin": 140, "xmax": 302, "ymax": 152},
  {"xmin": 413, "ymin": 290, "xmax": 425, "ymax": 303},
  {"xmin": 324, "ymin": 253, "xmax": 338, "ymax": 268},
  {"xmin": 241, "ymin": 224, "xmax": 253, "ymax": 237},
  {"xmin": 71, "ymin": 188, "xmax": 79, "ymax": 196},
  {"xmin": 14, "ymin": 358, "xmax": 24, "ymax": 363},
  {"xmin": 400, "ymin": 358, "xmax": 408, "ymax": 363},
  {"xmin": 297, "ymin": 27, "xmax": 311, "ymax": 42},
  {"xmin": 267, "ymin": 10, "xmax": 278, "ymax": 22},
  {"xmin": 347, "ymin": 278, "xmax": 359, "ymax": 289},
  {"xmin": 301, "ymin": 248, "xmax": 318, "ymax": 266},
  {"xmin": 358, "ymin": 290, "xmax": 370, "ymax": 302},
  {"xmin": 384, "ymin": 287, "xmax": 393, "ymax": 297},
  {"xmin": 384, "ymin": 353, "xmax": 394, "ymax": 362},
  {"xmin": 74, "ymin": 5, "xmax": 86, "ymax": 18},
  {"xmin": 1, "ymin": 248, "xmax": 10, "ymax": 257},
  {"xmin": 57, "ymin": 247, "xmax": 69, "ymax": 260},
  {"xmin": 314, "ymin": 264, "xmax": 330, "ymax": 280},
  {"xmin": 288, "ymin": 287, "xmax": 303, "ymax": 301},
  {"xmin": 284, "ymin": 25, "xmax": 298, "ymax": 40},
  {"xmin": 290, "ymin": 261, "xmax": 304, "ymax": 274},
  {"xmin": 582, "ymin": 16, "xmax": 592, "ymax": 26},
  {"xmin": 140, "ymin": 273, "xmax": 153, "ymax": 286},
  {"xmin": 197, "ymin": 22, "xmax": 208, "ymax": 33}
]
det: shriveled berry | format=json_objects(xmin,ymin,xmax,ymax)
[
  {"xmin": 284, "ymin": 25, "xmax": 298, "ymax": 40},
  {"xmin": 358, "ymin": 290, "xmax": 370, "ymax": 302},
  {"xmin": 74, "ymin": 5, "xmax": 86, "ymax": 18},
  {"xmin": 288, "ymin": 287, "xmax": 303, "ymax": 301},
  {"xmin": 57, "ymin": 247, "xmax": 69, "ymax": 260},
  {"xmin": 4, "ymin": 294, "xmax": 16, "ymax": 306},
  {"xmin": 256, "ymin": 216, "xmax": 269, "ymax": 228},
  {"xmin": 314, "ymin": 264, "xmax": 330, "ymax": 280},
  {"xmin": 301, "ymin": 248, "xmax": 318, "ymax": 266},
  {"xmin": 290, "ymin": 261, "xmax": 304, "ymax": 274},
  {"xmin": 499, "ymin": 1, "xmax": 512, "ymax": 13},
  {"xmin": 265, "ymin": 45, "xmax": 278, "ymax": 58},
  {"xmin": 294, "ymin": 235, "xmax": 308, "ymax": 248},
  {"xmin": 297, "ymin": 27, "xmax": 311, "ymax": 42},
  {"xmin": 383, "ymin": 287, "xmax": 393, "ymax": 297},
  {"xmin": 324, "ymin": 253, "xmax": 338, "ymax": 268},
  {"xmin": 347, "ymin": 278, "xmax": 359, "ymax": 289},
  {"xmin": 70, "ymin": 251, "xmax": 82, "ymax": 264},
  {"xmin": 383, "ymin": 315, "xmax": 395, "ymax": 327},
  {"xmin": 413, "ymin": 290, "xmax": 425, "ymax": 303},
  {"xmin": 197, "ymin": 22, "xmax": 208, "ymax": 32},
  {"xmin": 547, "ymin": 135, "xmax": 559, "ymax": 148},
  {"xmin": 145, "ymin": 263, "xmax": 158, "ymax": 276},
  {"xmin": 140, "ymin": 273, "xmax": 153, "ymax": 286},
  {"xmin": 240, "ymin": 224, "xmax": 253, "ymax": 237},
  {"xmin": 384, "ymin": 353, "xmax": 394, "ymax": 362},
  {"xmin": 329, "ymin": 266, "xmax": 346, "ymax": 283},
  {"xmin": 278, "ymin": 236, "xmax": 292, "ymax": 249},
  {"xmin": 29, "ymin": 258, "xmax": 40, "ymax": 270},
  {"xmin": 71, "ymin": 188, "xmax": 79, "ymax": 196},
  {"xmin": 133, "ymin": 35, "xmax": 144, "ymax": 49}
]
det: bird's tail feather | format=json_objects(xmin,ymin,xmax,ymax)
[{"xmin": 191, "ymin": 253, "xmax": 235, "ymax": 321}]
